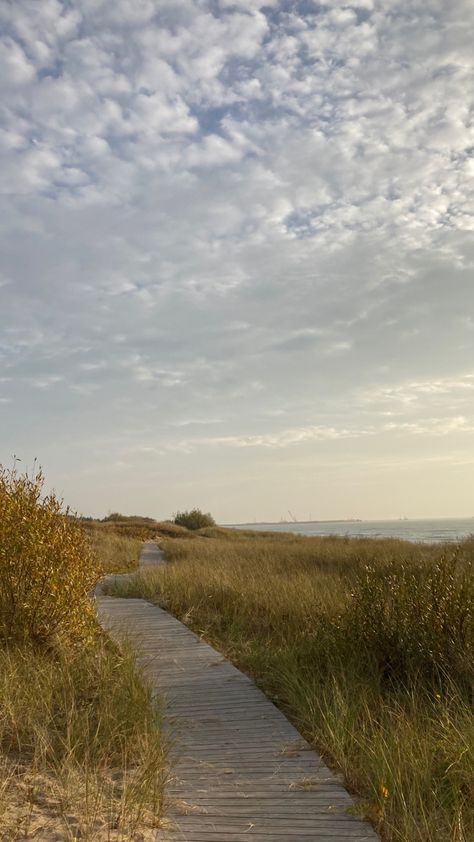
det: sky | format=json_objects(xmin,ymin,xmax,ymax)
[{"xmin": 1, "ymin": 0, "xmax": 474, "ymax": 523}]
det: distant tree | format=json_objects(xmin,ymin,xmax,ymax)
[{"xmin": 174, "ymin": 508, "xmax": 215, "ymax": 530}]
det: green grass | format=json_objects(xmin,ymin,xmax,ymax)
[{"xmin": 105, "ymin": 528, "xmax": 474, "ymax": 842}]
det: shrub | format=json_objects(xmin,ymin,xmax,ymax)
[
  {"xmin": 174, "ymin": 508, "xmax": 215, "ymax": 530},
  {"xmin": 0, "ymin": 465, "xmax": 100, "ymax": 647}
]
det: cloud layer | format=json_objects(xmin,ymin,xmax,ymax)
[{"xmin": 1, "ymin": 0, "xmax": 473, "ymax": 519}]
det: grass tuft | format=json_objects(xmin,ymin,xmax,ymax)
[{"xmin": 0, "ymin": 639, "xmax": 167, "ymax": 840}]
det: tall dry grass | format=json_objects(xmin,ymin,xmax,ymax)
[
  {"xmin": 0, "ymin": 466, "xmax": 168, "ymax": 840},
  {"xmin": 0, "ymin": 639, "xmax": 168, "ymax": 841},
  {"xmin": 107, "ymin": 529, "xmax": 474, "ymax": 842},
  {"xmin": 87, "ymin": 526, "xmax": 142, "ymax": 573},
  {"xmin": 82, "ymin": 519, "xmax": 159, "ymax": 541}
]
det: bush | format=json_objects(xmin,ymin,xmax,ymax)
[
  {"xmin": 174, "ymin": 508, "xmax": 215, "ymax": 530},
  {"xmin": 0, "ymin": 465, "xmax": 100, "ymax": 647}
]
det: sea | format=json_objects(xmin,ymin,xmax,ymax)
[{"xmin": 229, "ymin": 518, "xmax": 474, "ymax": 544}]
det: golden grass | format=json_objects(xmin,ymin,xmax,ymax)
[
  {"xmin": 87, "ymin": 526, "xmax": 142, "ymax": 574},
  {"xmin": 81, "ymin": 519, "xmax": 158, "ymax": 541},
  {"xmin": 107, "ymin": 528, "xmax": 474, "ymax": 842}
]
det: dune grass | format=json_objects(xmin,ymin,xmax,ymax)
[
  {"xmin": 106, "ymin": 528, "xmax": 474, "ymax": 842},
  {"xmin": 0, "ymin": 639, "xmax": 168, "ymax": 841},
  {"xmin": 0, "ymin": 466, "xmax": 168, "ymax": 840},
  {"xmin": 87, "ymin": 526, "xmax": 143, "ymax": 574},
  {"xmin": 83, "ymin": 519, "xmax": 195, "ymax": 573}
]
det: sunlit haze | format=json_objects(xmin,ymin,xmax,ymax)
[{"xmin": 1, "ymin": 1, "xmax": 474, "ymax": 522}]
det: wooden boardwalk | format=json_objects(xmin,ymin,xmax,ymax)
[{"xmin": 96, "ymin": 542, "xmax": 379, "ymax": 841}]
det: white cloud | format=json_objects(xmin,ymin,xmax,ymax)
[
  {"xmin": 1, "ymin": 0, "xmax": 473, "ymax": 518},
  {"xmin": 202, "ymin": 425, "xmax": 359, "ymax": 449},
  {"xmin": 30, "ymin": 375, "xmax": 64, "ymax": 389},
  {"xmin": 383, "ymin": 416, "xmax": 474, "ymax": 437},
  {"xmin": 0, "ymin": 36, "xmax": 35, "ymax": 84},
  {"xmin": 362, "ymin": 374, "xmax": 474, "ymax": 407}
]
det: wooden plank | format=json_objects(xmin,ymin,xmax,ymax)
[{"xmin": 95, "ymin": 541, "xmax": 380, "ymax": 842}]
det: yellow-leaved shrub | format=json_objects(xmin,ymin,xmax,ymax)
[{"xmin": 0, "ymin": 465, "xmax": 101, "ymax": 647}]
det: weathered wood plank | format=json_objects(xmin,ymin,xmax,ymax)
[{"xmin": 95, "ymin": 541, "xmax": 380, "ymax": 842}]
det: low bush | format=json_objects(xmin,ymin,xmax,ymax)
[
  {"xmin": 174, "ymin": 508, "xmax": 215, "ymax": 530},
  {"xmin": 345, "ymin": 550, "xmax": 473, "ymax": 691},
  {"xmin": 0, "ymin": 466, "xmax": 100, "ymax": 647}
]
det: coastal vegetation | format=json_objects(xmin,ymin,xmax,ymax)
[
  {"xmin": 107, "ymin": 525, "xmax": 474, "ymax": 842},
  {"xmin": 0, "ymin": 467, "xmax": 167, "ymax": 840},
  {"xmin": 81, "ymin": 514, "xmax": 159, "ymax": 542},
  {"xmin": 173, "ymin": 508, "xmax": 215, "ymax": 530},
  {"xmin": 84, "ymin": 525, "xmax": 143, "ymax": 574}
]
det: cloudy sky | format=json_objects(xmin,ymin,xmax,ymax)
[{"xmin": 1, "ymin": 0, "xmax": 473, "ymax": 522}]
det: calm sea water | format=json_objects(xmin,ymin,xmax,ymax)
[{"xmin": 230, "ymin": 518, "xmax": 474, "ymax": 544}]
